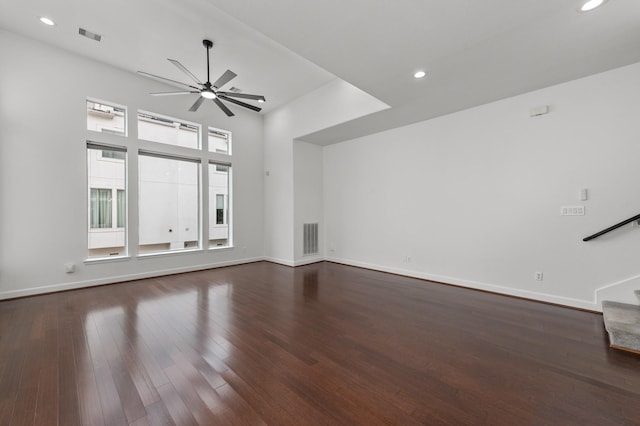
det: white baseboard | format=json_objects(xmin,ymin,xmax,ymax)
[
  {"xmin": 1, "ymin": 254, "xmax": 601, "ymax": 312},
  {"xmin": 263, "ymin": 256, "xmax": 324, "ymax": 267},
  {"xmin": 263, "ymin": 256, "xmax": 296, "ymax": 267},
  {"xmin": 293, "ymin": 256, "xmax": 324, "ymax": 266},
  {"xmin": 0, "ymin": 256, "xmax": 265, "ymax": 300},
  {"xmin": 325, "ymin": 256, "xmax": 599, "ymax": 312}
]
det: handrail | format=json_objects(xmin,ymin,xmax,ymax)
[{"xmin": 583, "ymin": 213, "xmax": 640, "ymax": 241}]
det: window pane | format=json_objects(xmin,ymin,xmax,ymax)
[
  {"xmin": 209, "ymin": 163, "xmax": 230, "ymax": 248},
  {"xmin": 87, "ymin": 146, "xmax": 126, "ymax": 258},
  {"xmin": 138, "ymin": 112, "xmax": 200, "ymax": 149},
  {"xmin": 139, "ymin": 155, "xmax": 200, "ymax": 254},
  {"xmin": 208, "ymin": 129, "xmax": 230, "ymax": 154},
  {"xmin": 87, "ymin": 100, "xmax": 126, "ymax": 136}
]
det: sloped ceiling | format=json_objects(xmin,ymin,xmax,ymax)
[{"xmin": 206, "ymin": 0, "xmax": 640, "ymax": 143}]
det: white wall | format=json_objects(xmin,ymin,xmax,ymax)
[
  {"xmin": 324, "ymin": 62, "xmax": 640, "ymax": 310},
  {"xmin": 263, "ymin": 79, "xmax": 388, "ymax": 265},
  {"xmin": 293, "ymin": 141, "xmax": 324, "ymax": 263},
  {"xmin": 0, "ymin": 30, "xmax": 264, "ymax": 298}
]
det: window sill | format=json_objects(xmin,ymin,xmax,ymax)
[
  {"xmin": 84, "ymin": 255, "xmax": 131, "ymax": 264},
  {"xmin": 208, "ymin": 245, "xmax": 233, "ymax": 252},
  {"xmin": 137, "ymin": 248, "xmax": 204, "ymax": 259}
]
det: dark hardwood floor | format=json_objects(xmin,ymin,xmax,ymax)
[{"xmin": 1, "ymin": 261, "xmax": 639, "ymax": 425}]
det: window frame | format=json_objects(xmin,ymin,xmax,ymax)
[
  {"xmin": 86, "ymin": 141, "xmax": 128, "ymax": 260},
  {"xmin": 85, "ymin": 100, "xmax": 234, "ymax": 263}
]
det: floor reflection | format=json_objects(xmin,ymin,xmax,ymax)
[{"xmin": 303, "ymin": 270, "xmax": 319, "ymax": 301}]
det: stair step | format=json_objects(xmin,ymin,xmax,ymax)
[{"xmin": 602, "ymin": 301, "xmax": 640, "ymax": 354}]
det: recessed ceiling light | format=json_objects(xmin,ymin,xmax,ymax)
[
  {"xmin": 414, "ymin": 70, "xmax": 427, "ymax": 79},
  {"xmin": 39, "ymin": 16, "xmax": 55, "ymax": 26},
  {"xmin": 580, "ymin": 0, "xmax": 606, "ymax": 12}
]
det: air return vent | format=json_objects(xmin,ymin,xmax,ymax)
[
  {"xmin": 303, "ymin": 223, "xmax": 318, "ymax": 255},
  {"xmin": 79, "ymin": 28, "xmax": 102, "ymax": 42}
]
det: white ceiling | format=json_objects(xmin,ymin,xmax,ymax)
[
  {"xmin": 0, "ymin": 0, "xmax": 335, "ymax": 114},
  {"xmin": 2, "ymin": 0, "xmax": 640, "ymax": 143}
]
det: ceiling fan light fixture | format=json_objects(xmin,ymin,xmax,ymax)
[
  {"xmin": 580, "ymin": 0, "xmax": 606, "ymax": 12},
  {"xmin": 201, "ymin": 90, "xmax": 216, "ymax": 99}
]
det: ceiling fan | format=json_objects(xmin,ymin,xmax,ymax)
[{"xmin": 138, "ymin": 39, "xmax": 266, "ymax": 117}]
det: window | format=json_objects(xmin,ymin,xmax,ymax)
[
  {"xmin": 87, "ymin": 100, "xmax": 126, "ymax": 136},
  {"xmin": 209, "ymin": 163, "xmax": 230, "ymax": 248},
  {"xmin": 139, "ymin": 153, "xmax": 200, "ymax": 254},
  {"xmin": 117, "ymin": 189, "xmax": 126, "ymax": 228},
  {"xmin": 87, "ymin": 144, "xmax": 127, "ymax": 258},
  {"xmin": 90, "ymin": 189, "xmax": 112, "ymax": 228},
  {"xmin": 103, "ymin": 150, "xmax": 126, "ymax": 160},
  {"xmin": 216, "ymin": 195, "xmax": 224, "ymax": 224},
  {"xmin": 208, "ymin": 128, "xmax": 230, "ymax": 154},
  {"xmin": 138, "ymin": 111, "xmax": 200, "ymax": 149},
  {"xmin": 86, "ymin": 102, "xmax": 233, "ymax": 260}
]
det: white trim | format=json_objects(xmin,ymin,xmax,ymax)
[
  {"xmin": 264, "ymin": 256, "xmax": 296, "ymax": 267},
  {"xmin": 595, "ymin": 273, "xmax": 640, "ymax": 292},
  {"xmin": 324, "ymin": 256, "xmax": 599, "ymax": 312},
  {"xmin": 594, "ymin": 273, "xmax": 640, "ymax": 307},
  {"xmin": 293, "ymin": 256, "xmax": 324, "ymax": 267},
  {"xmin": 3, "ymin": 253, "xmax": 601, "ymax": 311},
  {"xmin": 84, "ymin": 255, "xmax": 131, "ymax": 264},
  {"xmin": 0, "ymin": 257, "xmax": 264, "ymax": 301}
]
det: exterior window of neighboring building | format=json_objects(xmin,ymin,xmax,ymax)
[
  {"xmin": 90, "ymin": 189, "xmax": 112, "ymax": 228},
  {"xmin": 137, "ymin": 111, "xmax": 200, "ymax": 149},
  {"xmin": 209, "ymin": 163, "xmax": 230, "ymax": 248},
  {"xmin": 87, "ymin": 99, "xmax": 126, "ymax": 136},
  {"xmin": 103, "ymin": 150, "xmax": 126, "ymax": 160},
  {"xmin": 87, "ymin": 143, "xmax": 127, "ymax": 258},
  {"xmin": 117, "ymin": 189, "xmax": 126, "ymax": 228},
  {"xmin": 216, "ymin": 194, "xmax": 225, "ymax": 224}
]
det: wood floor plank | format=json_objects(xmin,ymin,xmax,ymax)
[
  {"xmin": 1, "ymin": 261, "xmax": 639, "ymax": 425},
  {"xmin": 156, "ymin": 383, "xmax": 198, "ymax": 426}
]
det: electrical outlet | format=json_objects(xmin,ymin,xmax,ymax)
[{"xmin": 535, "ymin": 272, "xmax": 543, "ymax": 281}]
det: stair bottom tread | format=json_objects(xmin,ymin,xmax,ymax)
[
  {"xmin": 607, "ymin": 328, "xmax": 640, "ymax": 352},
  {"xmin": 602, "ymin": 301, "xmax": 640, "ymax": 323},
  {"xmin": 602, "ymin": 299, "xmax": 640, "ymax": 352}
]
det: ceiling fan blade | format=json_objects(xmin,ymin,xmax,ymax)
[
  {"xmin": 212, "ymin": 70, "xmax": 237, "ymax": 89},
  {"xmin": 217, "ymin": 92, "xmax": 266, "ymax": 102},
  {"xmin": 218, "ymin": 95, "xmax": 262, "ymax": 112},
  {"xmin": 189, "ymin": 96, "xmax": 206, "ymax": 112},
  {"xmin": 137, "ymin": 71, "xmax": 200, "ymax": 90},
  {"xmin": 150, "ymin": 90, "xmax": 200, "ymax": 96},
  {"xmin": 213, "ymin": 98, "xmax": 234, "ymax": 117},
  {"xmin": 168, "ymin": 59, "xmax": 203, "ymax": 85}
]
